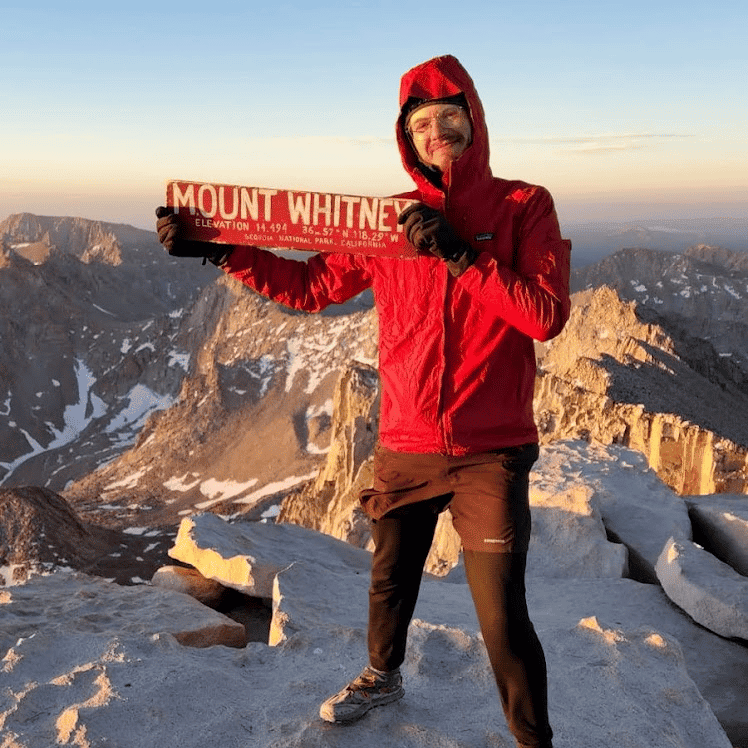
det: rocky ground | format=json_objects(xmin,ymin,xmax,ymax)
[{"xmin": 3, "ymin": 439, "xmax": 748, "ymax": 747}]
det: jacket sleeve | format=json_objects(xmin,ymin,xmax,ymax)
[
  {"xmin": 219, "ymin": 246, "xmax": 373, "ymax": 313},
  {"xmin": 458, "ymin": 188, "xmax": 571, "ymax": 341}
]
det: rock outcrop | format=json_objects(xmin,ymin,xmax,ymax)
[
  {"xmin": 168, "ymin": 512, "xmax": 371, "ymax": 599},
  {"xmin": 2, "ymin": 570, "xmax": 246, "ymax": 650},
  {"xmin": 657, "ymin": 536, "xmax": 748, "ymax": 640},
  {"xmin": 0, "ymin": 486, "xmax": 176, "ymax": 585},
  {"xmin": 533, "ymin": 441, "xmax": 693, "ymax": 582},
  {"xmin": 687, "ymin": 494, "xmax": 748, "ymax": 575},
  {"xmin": 571, "ymin": 245, "xmax": 748, "ymax": 389},
  {"xmin": 535, "ymin": 286, "xmax": 748, "ymax": 495},
  {"xmin": 3, "ymin": 555, "xmax": 736, "ymax": 748}
]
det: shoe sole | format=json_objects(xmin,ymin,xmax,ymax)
[{"xmin": 319, "ymin": 687, "xmax": 404, "ymax": 724}]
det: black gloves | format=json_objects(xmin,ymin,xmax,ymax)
[
  {"xmin": 397, "ymin": 203, "xmax": 477, "ymax": 277},
  {"xmin": 155, "ymin": 207, "xmax": 234, "ymax": 266}
]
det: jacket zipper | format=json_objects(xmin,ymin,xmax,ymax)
[{"xmin": 436, "ymin": 192, "xmax": 452, "ymax": 454}]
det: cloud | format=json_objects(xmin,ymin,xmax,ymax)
[
  {"xmin": 494, "ymin": 132, "xmax": 695, "ymax": 155},
  {"xmin": 226, "ymin": 135, "xmax": 396, "ymax": 151}
]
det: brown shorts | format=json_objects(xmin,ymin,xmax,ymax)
[{"xmin": 359, "ymin": 443, "xmax": 539, "ymax": 553}]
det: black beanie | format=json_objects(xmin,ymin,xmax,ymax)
[{"xmin": 402, "ymin": 93, "xmax": 468, "ymax": 127}]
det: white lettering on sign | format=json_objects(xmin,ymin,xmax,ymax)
[
  {"xmin": 219, "ymin": 186, "xmax": 239, "ymax": 220},
  {"xmin": 360, "ymin": 198, "xmax": 378, "ymax": 230},
  {"xmin": 258, "ymin": 189, "xmax": 278, "ymax": 221},
  {"xmin": 172, "ymin": 183, "xmax": 279, "ymax": 222},
  {"xmin": 378, "ymin": 199, "xmax": 394, "ymax": 232},
  {"xmin": 239, "ymin": 188, "xmax": 278, "ymax": 221},
  {"xmin": 313, "ymin": 192, "xmax": 332, "ymax": 226},
  {"xmin": 198, "ymin": 184, "xmax": 218, "ymax": 217},
  {"xmin": 288, "ymin": 192, "xmax": 311, "ymax": 225},
  {"xmin": 172, "ymin": 182, "xmax": 196, "ymax": 213},
  {"xmin": 340, "ymin": 196, "xmax": 360, "ymax": 228},
  {"xmin": 168, "ymin": 182, "xmax": 417, "ymax": 248}
]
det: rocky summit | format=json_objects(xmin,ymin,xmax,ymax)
[
  {"xmin": 2, "ymin": 442, "xmax": 748, "ymax": 747},
  {"xmin": 1, "ymin": 213, "xmax": 748, "ymax": 746}
]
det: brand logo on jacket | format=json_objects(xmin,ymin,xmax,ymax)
[
  {"xmin": 474, "ymin": 232, "xmax": 495, "ymax": 241},
  {"xmin": 507, "ymin": 187, "xmax": 538, "ymax": 204}
]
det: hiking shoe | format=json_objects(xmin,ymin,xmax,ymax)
[{"xmin": 319, "ymin": 665, "xmax": 404, "ymax": 723}]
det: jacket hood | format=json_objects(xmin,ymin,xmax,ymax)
[{"xmin": 397, "ymin": 55, "xmax": 491, "ymax": 198}]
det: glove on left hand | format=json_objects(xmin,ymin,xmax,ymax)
[{"xmin": 397, "ymin": 203, "xmax": 476, "ymax": 277}]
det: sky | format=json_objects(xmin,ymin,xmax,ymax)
[{"xmin": 1, "ymin": 0, "xmax": 747, "ymax": 231}]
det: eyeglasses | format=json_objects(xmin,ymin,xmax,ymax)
[{"xmin": 407, "ymin": 106, "xmax": 468, "ymax": 136}]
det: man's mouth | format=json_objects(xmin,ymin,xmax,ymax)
[{"xmin": 430, "ymin": 136, "xmax": 461, "ymax": 154}]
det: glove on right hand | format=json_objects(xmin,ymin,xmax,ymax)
[
  {"xmin": 155, "ymin": 207, "xmax": 233, "ymax": 265},
  {"xmin": 156, "ymin": 206, "xmax": 208, "ymax": 257}
]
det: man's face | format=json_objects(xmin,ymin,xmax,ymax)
[{"xmin": 407, "ymin": 102, "xmax": 472, "ymax": 173}]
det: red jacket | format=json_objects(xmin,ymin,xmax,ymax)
[{"xmin": 221, "ymin": 55, "xmax": 571, "ymax": 455}]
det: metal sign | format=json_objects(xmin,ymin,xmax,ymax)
[{"xmin": 166, "ymin": 180, "xmax": 419, "ymax": 258}]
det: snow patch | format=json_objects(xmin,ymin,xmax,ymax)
[
  {"xmin": 723, "ymin": 283, "xmax": 742, "ymax": 300},
  {"xmin": 198, "ymin": 478, "xmax": 260, "ymax": 503},
  {"xmin": 261, "ymin": 505, "xmax": 281, "ymax": 520},
  {"xmin": 233, "ymin": 472, "xmax": 317, "ymax": 506},
  {"xmin": 307, "ymin": 400, "xmax": 333, "ymax": 419},
  {"xmin": 104, "ymin": 469, "xmax": 147, "ymax": 491},
  {"xmin": 285, "ymin": 338, "xmax": 305, "ymax": 393},
  {"xmin": 168, "ymin": 351, "xmax": 190, "ymax": 371},
  {"xmin": 1, "ymin": 359, "xmax": 106, "ymax": 485},
  {"xmin": 164, "ymin": 473, "xmax": 202, "ymax": 492},
  {"xmin": 105, "ymin": 385, "xmax": 175, "ymax": 435}
]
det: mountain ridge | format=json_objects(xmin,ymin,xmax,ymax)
[{"xmin": 0, "ymin": 212, "xmax": 746, "ymax": 529}]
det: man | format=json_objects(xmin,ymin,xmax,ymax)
[{"xmin": 157, "ymin": 54, "xmax": 569, "ymax": 748}]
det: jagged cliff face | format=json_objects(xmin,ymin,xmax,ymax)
[
  {"xmin": 1, "ymin": 212, "xmax": 376, "ymax": 526},
  {"xmin": 278, "ymin": 365, "xmax": 380, "ymax": 548},
  {"xmin": 0, "ymin": 214, "xmax": 220, "ymax": 491},
  {"xmin": 571, "ymin": 245, "xmax": 748, "ymax": 390},
  {"xmin": 534, "ymin": 285, "xmax": 748, "ymax": 495},
  {"xmin": 277, "ymin": 363, "xmax": 461, "ymax": 576},
  {"xmin": 1, "ymin": 213, "xmax": 124, "ymax": 265},
  {"xmin": 63, "ymin": 281, "xmax": 378, "ymax": 526}
]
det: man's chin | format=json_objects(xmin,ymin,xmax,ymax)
[
  {"xmin": 428, "ymin": 142, "xmax": 466, "ymax": 170},
  {"xmin": 431, "ymin": 152, "xmax": 462, "ymax": 172}
]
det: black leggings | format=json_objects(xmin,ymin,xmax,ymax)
[{"xmin": 367, "ymin": 500, "xmax": 552, "ymax": 748}]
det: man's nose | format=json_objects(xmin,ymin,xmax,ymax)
[{"xmin": 427, "ymin": 116, "xmax": 449, "ymax": 135}]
